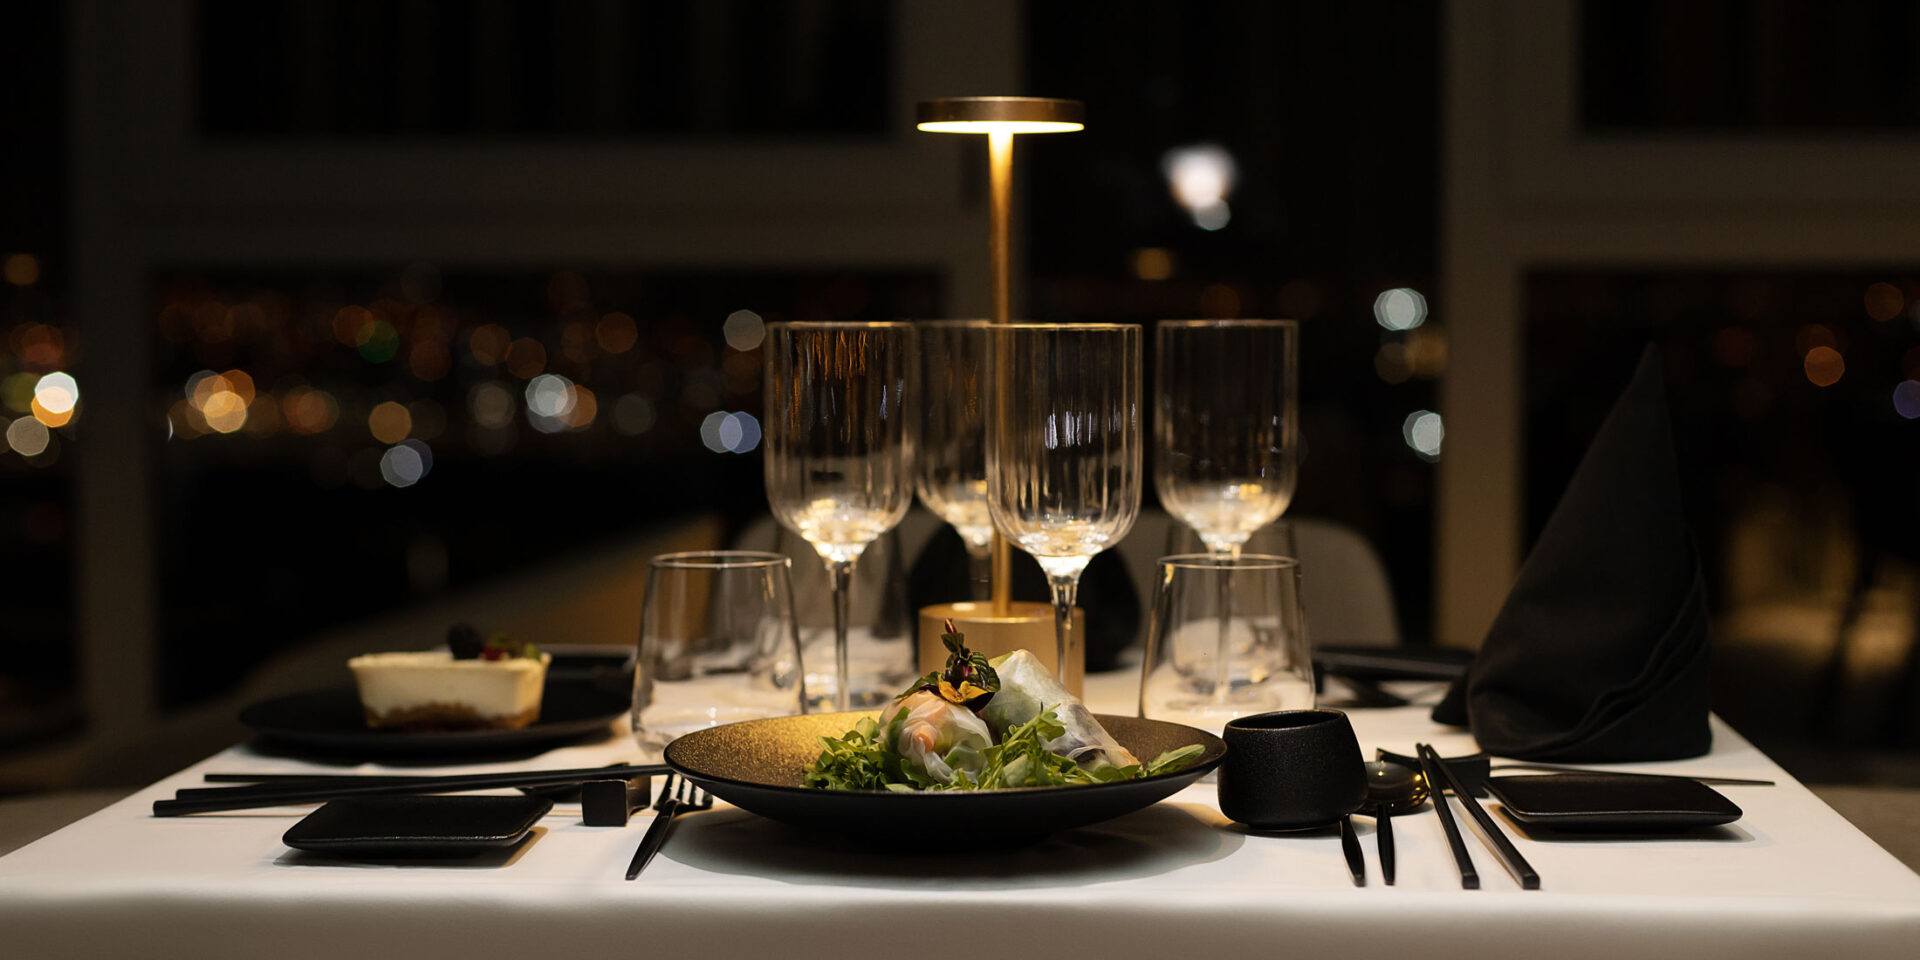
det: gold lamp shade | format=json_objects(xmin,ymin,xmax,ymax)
[{"xmin": 916, "ymin": 96, "xmax": 1084, "ymax": 134}]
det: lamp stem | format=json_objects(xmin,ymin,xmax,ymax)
[{"xmin": 987, "ymin": 129, "xmax": 1015, "ymax": 615}]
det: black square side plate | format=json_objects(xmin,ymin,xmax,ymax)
[
  {"xmin": 1485, "ymin": 773, "xmax": 1742, "ymax": 832},
  {"xmin": 283, "ymin": 795, "xmax": 553, "ymax": 857}
]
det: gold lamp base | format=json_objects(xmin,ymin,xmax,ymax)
[{"xmin": 918, "ymin": 602, "xmax": 1083, "ymax": 697}]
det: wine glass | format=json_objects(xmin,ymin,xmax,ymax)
[
  {"xmin": 1154, "ymin": 319, "xmax": 1298, "ymax": 556},
  {"xmin": 763, "ymin": 321, "xmax": 917, "ymax": 711},
  {"xmin": 1155, "ymin": 319, "xmax": 1298, "ymax": 707},
  {"xmin": 986, "ymin": 322, "xmax": 1143, "ymax": 682},
  {"xmin": 913, "ymin": 320, "xmax": 995, "ymax": 600}
]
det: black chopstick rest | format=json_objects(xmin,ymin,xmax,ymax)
[{"xmin": 581, "ymin": 777, "xmax": 652, "ymax": 827}]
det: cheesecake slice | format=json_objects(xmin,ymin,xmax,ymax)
[{"xmin": 348, "ymin": 651, "xmax": 551, "ymax": 731}]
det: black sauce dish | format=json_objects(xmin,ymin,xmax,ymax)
[{"xmin": 1217, "ymin": 709, "xmax": 1368, "ymax": 831}]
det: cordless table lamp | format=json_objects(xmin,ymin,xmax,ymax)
[{"xmin": 914, "ymin": 96, "xmax": 1088, "ymax": 689}]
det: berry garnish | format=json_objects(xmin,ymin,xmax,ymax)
[
  {"xmin": 448, "ymin": 623, "xmax": 484, "ymax": 660},
  {"xmin": 478, "ymin": 634, "xmax": 539, "ymax": 661}
]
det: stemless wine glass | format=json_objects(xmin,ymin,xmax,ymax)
[
  {"xmin": 763, "ymin": 321, "xmax": 917, "ymax": 711},
  {"xmin": 987, "ymin": 322, "xmax": 1143, "ymax": 682},
  {"xmin": 914, "ymin": 320, "xmax": 995, "ymax": 600},
  {"xmin": 1140, "ymin": 554, "xmax": 1314, "ymax": 733},
  {"xmin": 1154, "ymin": 319, "xmax": 1299, "ymax": 556},
  {"xmin": 632, "ymin": 551, "xmax": 807, "ymax": 760}
]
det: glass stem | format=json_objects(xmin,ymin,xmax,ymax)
[
  {"xmin": 1214, "ymin": 541, "xmax": 1240, "ymax": 706},
  {"xmin": 1046, "ymin": 572, "xmax": 1081, "ymax": 685},
  {"xmin": 965, "ymin": 544, "xmax": 993, "ymax": 604},
  {"xmin": 824, "ymin": 558, "xmax": 854, "ymax": 712}
]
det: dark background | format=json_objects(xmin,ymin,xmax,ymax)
[{"xmin": 6, "ymin": 1, "xmax": 1920, "ymax": 788}]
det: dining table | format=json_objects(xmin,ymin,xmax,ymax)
[{"xmin": 3, "ymin": 671, "xmax": 1918, "ymax": 960}]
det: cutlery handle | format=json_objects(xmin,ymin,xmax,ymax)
[
  {"xmin": 1377, "ymin": 811, "xmax": 1395, "ymax": 886},
  {"xmin": 625, "ymin": 798, "xmax": 683, "ymax": 880},
  {"xmin": 1339, "ymin": 815, "xmax": 1365, "ymax": 887}
]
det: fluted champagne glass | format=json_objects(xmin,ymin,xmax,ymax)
[
  {"xmin": 1155, "ymin": 319, "xmax": 1298, "ymax": 555},
  {"xmin": 764, "ymin": 322, "xmax": 916, "ymax": 711},
  {"xmin": 1154, "ymin": 319, "xmax": 1298, "ymax": 708},
  {"xmin": 987, "ymin": 323, "xmax": 1143, "ymax": 682},
  {"xmin": 914, "ymin": 320, "xmax": 994, "ymax": 599}
]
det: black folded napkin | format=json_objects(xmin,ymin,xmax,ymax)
[{"xmin": 1433, "ymin": 346, "xmax": 1712, "ymax": 762}]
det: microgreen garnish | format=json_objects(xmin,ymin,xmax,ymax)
[{"xmin": 898, "ymin": 618, "xmax": 1000, "ymax": 710}]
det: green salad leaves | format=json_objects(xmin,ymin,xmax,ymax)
[{"xmin": 802, "ymin": 706, "xmax": 1205, "ymax": 793}]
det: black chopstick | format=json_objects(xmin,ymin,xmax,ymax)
[
  {"xmin": 1415, "ymin": 743, "xmax": 1478, "ymax": 889},
  {"xmin": 176, "ymin": 774, "xmax": 471, "ymax": 800},
  {"xmin": 182, "ymin": 763, "xmax": 641, "ymax": 801},
  {"xmin": 203, "ymin": 773, "xmax": 422, "ymax": 783},
  {"xmin": 1421, "ymin": 743, "xmax": 1540, "ymax": 890},
  {"xmin": 153, "ymin": 763, "xmax": 669, "ymax": 816}
]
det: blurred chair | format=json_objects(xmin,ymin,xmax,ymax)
[{"xmin": 734, "ymin": 508, "xmax": 1401, "ymax": 655}]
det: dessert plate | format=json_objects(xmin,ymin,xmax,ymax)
[
  {"xmin": 665, "ymin": 711, "xmax": 1226, "ymax": 843},
  {"xmin": 240, "ymin": 680, "xmax": 629, "ymax": 757}
]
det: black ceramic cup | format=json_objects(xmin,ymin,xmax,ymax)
[{"xmin": 1217, "ymin": 710, "xmax": 1368, "ymax": 831}]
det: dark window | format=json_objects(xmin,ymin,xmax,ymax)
[
  {"xmin": 1029, "ymin": 1, "xmax": 1441, "ymax": 640},
  {"xmin": 195, "ymin": 0, "xmax": 894, "ymax": 139},
  {"xmin": 1527, "ymin": 270, "xmax": 1920, "ymax": 768},
  {"xmin": 151, "ymin": 267, "xmax": 938, "ymax": 707},
  {"xmin": 1583, "ymin": 0, "xmax": 1920, "ymax": 132}
]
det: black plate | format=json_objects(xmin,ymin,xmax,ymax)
[
  {"xmin": 665, "ymin": 711, "xmax": 1227, "ymax": 843},
  {"xmin": 240, "ymin": 680, "xmax": 629, "ymax": 757},
  {"xmin": 283, "ymin": 795, "xmax": 552, "ymax": 857},
  {"xmin": 1485, "ymin": 773, "xmax": 1743, "ymax": 832}
]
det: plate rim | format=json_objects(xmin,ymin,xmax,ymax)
[{"xmin": 238, "ymin": 682, "xmax": 629, "ymax": 749}]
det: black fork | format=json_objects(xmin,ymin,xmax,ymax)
[{"xmin": 624, "ymin": 773, "xmax": 714, "ymax": 879}]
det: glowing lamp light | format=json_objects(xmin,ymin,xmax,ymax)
[{"xmin": 915, "ymin": 97, "xmax": 1084, "ymax": 135}]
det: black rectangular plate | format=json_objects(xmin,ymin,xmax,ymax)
[
  {"xmin": 1486, "ymin": 773, "xmax": 1742, "ymax": 832},
  {"xmin": 283, "ymin": 795, "xmax": 552, "ymax": 857}
]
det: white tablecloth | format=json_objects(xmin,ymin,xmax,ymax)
[{"xmin": 4, "ymin": 675, "xmax": 1918, "ymax": 960}]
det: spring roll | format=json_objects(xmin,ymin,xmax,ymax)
[
  {"xmin": 980, "ymin": 650, "xmax": 1140, "ymax": 774},
  {"xmin": 879, "ymin": 690, "xmax": 993, "ymax": 786}
]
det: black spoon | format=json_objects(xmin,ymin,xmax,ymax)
[{"xmin": 1360, "ymin": 760, "xmax": 1430, "ymax": 886}]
